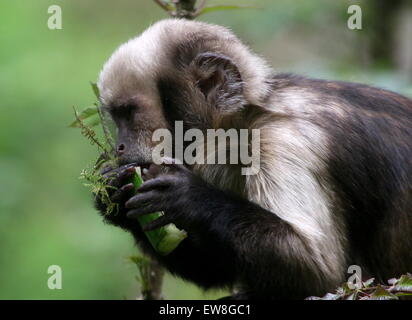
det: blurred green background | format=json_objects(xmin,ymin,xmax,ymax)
[{"xmin": 0, "ymin": 0, "xmax": 411, "ymax": 299}]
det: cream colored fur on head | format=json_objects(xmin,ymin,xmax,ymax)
[{"xmin": 98, "ymin": 19, "xmax": 273, "ymax": 108}]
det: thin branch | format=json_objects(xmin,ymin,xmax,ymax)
[
  {"xmin": 132, "ymin": 255, "xmax": 165, "ymax": 300},
  {"xmin": 154, "ymin": 0, "xmax": 202, "ymax": 19},
  {"xmin": 153, "ymin": 0, "xmax": 171, "ymax": 11},
  {"xmin": 192, "ymin": 0, "xmax": 207, "ymax": 17},
  {"xmin": 142, "ymin": 259, "xmax": 165, "ymax": 300},
  {"xmin": 72, "ymin": 107, "xmax": 107, "ymax": 152},
  {"xmin": 174, "ymin": 0, "xmax": 197, "ymax": 19}
]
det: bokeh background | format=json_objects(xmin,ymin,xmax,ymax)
[{"xmin": 0, "ymin": 0, "xmax": 411, "ymax": 299}]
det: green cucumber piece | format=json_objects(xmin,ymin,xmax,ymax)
[{"xmin": 132, "ymin": 167, "xmax": 187, "ymax": 255}]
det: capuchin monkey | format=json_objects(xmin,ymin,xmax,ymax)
[{"xmin": 94, "ymin": 19, "xmax": 412, "ymax": 299}]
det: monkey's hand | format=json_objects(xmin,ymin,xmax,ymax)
[
  {"xmin": 94, "ymin": 163, "xmax": 138, "ymax": 230},
  {"xmin": 123, "ymin": 162, "xmax": 244, "ymax": 288},
  {"xmin": 124, "ymin": 163, "xmax": 215, "ymax": 233}
]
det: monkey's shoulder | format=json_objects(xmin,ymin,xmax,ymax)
[{"xmin": 269, "ymin": 73, "xmax": 412, "ymax": 119}]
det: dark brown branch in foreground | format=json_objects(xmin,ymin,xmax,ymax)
[
  {"xmin": 193, "ymin": 0, "xmax": 207, "ymax": 17},
  {"xmin": 140, "ymin": 259, "xmax": 165, "ymax": 300},
  {"xmin": 174, "ymin": 0, "xmax": 197, "ymax": 18},
  {"xmin": 153, "ymin": 0, "xmax": 171, "ymax": 12},
  {"xmin": 153, "ymin": 0, "xmax": 207, "ymax": 19}
]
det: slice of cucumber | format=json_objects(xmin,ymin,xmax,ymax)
[{"xmin": 132, "ymin": 167, "xmax": 187, "ymax": 255}]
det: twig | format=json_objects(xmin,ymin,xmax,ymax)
[
  {"xmin": 72, "ymin": 107, "xmax": 106, "ymax": 151},
  {"xmin": 132, "ymin": 255, "xmax": 165, "ymax": 300},
  {"xmin": 153, "ymin": 0, "xmax": 205, "ymax": 19},
  {"xmin": 142, "ymin": 259, "xmax": 165, "ymax": 300},
  {"xmin": 192, "ymin": 0, "xmax": 207, "ymax": 18},
  {"xmin": 153, "ymin": 0, "xmax": 171, "ymax": 11}
]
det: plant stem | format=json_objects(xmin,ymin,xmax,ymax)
[
  {"xmin": 174, "ymin": 0, "xmax": 196, "ymax": 18},
  {"xmin": 141, "ymin": 259, "xmax": 165, "ymax": 300},
  {"xmin": 153, "ymin": 0, "xmax": 206, "ymax": 19},
  {"xmin": 153, "ymin": 0, "xmax": 171, "ymax": 12}
]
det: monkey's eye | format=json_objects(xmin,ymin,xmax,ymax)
[
  {"xmin": 124, "ymin": 105, "xmax": 137, "ymax": 118},
  {"xmin": 109, "ymin": 104, "xmax": 137, "ymax": 120}
]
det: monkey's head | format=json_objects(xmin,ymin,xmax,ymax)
[{"xmin": 97, "ymin": 19, "xmax": 272, "ymax": 167}]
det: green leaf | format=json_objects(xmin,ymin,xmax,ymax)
[
  {"xmin": 322, "ymin": 292, "xmax": 345, "ymax": 300},
  {"xmin": 306, "ymin": 292, "xmax": 344, "ymax": 300},
  {"xmin": 69, "ymin": 105, "xmax": 99, "ymax": 128},
  {"xmin": 82, "ymin": 114, "xmax": 101, "ymax": 128},
  {"xmin": 369, "ymin": 285, "xmax": 398, "ymax": 300},
  {"xmin": 363, "ymin": 278, "xmax": 375, "ymax": 288},
  {"xmin": 90, "ymin": 82, "xmax": 100, "ymax": 100},
  {"xmin": 78, "ymin": 105, "xmax": 99, "ymax": 118},
  {"xmin": 345, "ymin": 292, "xmax": 358, "ymax": 300},
  {"xmin": 198, "ymin": 5, "xmax": 258, "ymax": 16},
  {"xmin": 129, "ymin": 255, "xmax": 150, "ymax": 267},
  {"xmin": 305, "ymin": 296, "xmax": 322, "ymax": 300},
  {"xmin": 393, "ymin": 274, "xmax": 412, "ymax": 292},
  {"xmin": 394, "ymin": 292, "xmax": 412, "ymax": 297},
  {"xmin": 162, "ymin": 0, "xmax": 175, "ymax": 11}
]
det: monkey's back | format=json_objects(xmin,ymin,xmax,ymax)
[{"xmin": 270, "ymin": 74, "xmax": 412, "ymax": 281}]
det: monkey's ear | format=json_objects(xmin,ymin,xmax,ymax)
[{"xmin": 191, "ymin": 52, "xmax": 243, "ymax": 100}]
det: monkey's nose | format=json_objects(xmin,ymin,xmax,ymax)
[{"xmin": 116, "ymin": 143, "xmax": 126, "ymax": 156}]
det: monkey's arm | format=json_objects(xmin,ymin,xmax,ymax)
[{"xmin": 124, "ymin": 164, "xmax": 332, "ymax": 298}]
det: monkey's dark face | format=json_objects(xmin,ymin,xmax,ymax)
[{"xmin": 104, "ymin": 94, "xmax": 169, "ymax": 167}]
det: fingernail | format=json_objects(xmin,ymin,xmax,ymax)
[
  {"xmin": 121, "ymin": 183, "xmax": 134, "ymax": 191},
  {"xmin": 148, "ymin": 164, "xmax": 160, "ymax": 176},
  {"xmin": 126, "ymin": 167, "xmax": 136, "ymax": 173}
]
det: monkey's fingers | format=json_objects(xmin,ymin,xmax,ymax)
[
  {"xmin": 141, "ymin": 215, "xmax": 172, "ymax": 232},
  {"xmin": 111, "ymin": 183, "xmax": 135, "ymax": 203},
  {"xmin": 104, "ymin": 166, "xmax": 136, "ymax": 190},
  {"xmin": 137, "ymin": 176, "xmax": 178, "ymax": 193},
  {"xmin": 125, "ymin": 190, "xmax": 163, "ymax": 210},
  {"xmin": 126, "ymin": 203, "xmax": 164, "ymax": 219},
  {"xmin": 102, "ymin": 162, "xmax": 136, "ymax": 179}
]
